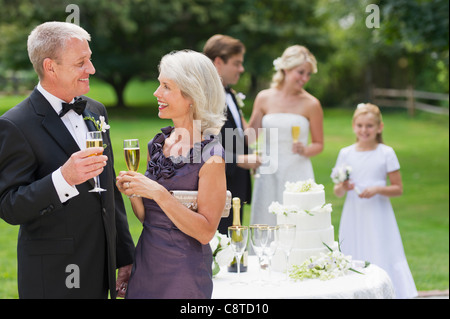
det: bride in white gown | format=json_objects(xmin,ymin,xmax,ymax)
[{"xmin": 248, "ymin": 45, "xmax": 324, "ymax": 225}]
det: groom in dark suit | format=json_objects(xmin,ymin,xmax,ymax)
[
  {"xmin": 204, "ymin": 35, "xmax": 261, "ymax": 234},
  {"xmin": 0, "ymin": 22, "xmax": 134, "ymax": 298}
]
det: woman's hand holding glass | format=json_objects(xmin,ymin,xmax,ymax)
[
  {"xmin": 116, "ymin": 171, "xmax": 164, "ymax": 200},
  {"xmin": 291, "ymin": 125, "xmax": 306, "ymax": 155}
]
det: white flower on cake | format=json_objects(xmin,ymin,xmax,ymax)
[
  {"xmin": 269, "ymin": 180, "xmax": 331, "ymax": 216},
  {"xmin": 285, "ymin": 179, "xmax": 324, "ymax": 193},
  {"xmin": 269, "ymin": 202, "xmax": 332, "ymax": 216},
  {"xmin": 268, "ymin": 202, "xmax": 297, "ymax": 215}
]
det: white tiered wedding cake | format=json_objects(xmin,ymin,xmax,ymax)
[{"xmin": 269, "ymin": 180, "xmax": 338, "ymax": 272}]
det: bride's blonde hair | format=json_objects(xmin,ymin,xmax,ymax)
[{"xmin": 271, "ymin": 45, "xmax": 317, "ymax": 89}]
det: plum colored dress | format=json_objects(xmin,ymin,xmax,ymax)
[{"xmin": 126, "ymin": 126, "xmax": 225, "ymax": 299}]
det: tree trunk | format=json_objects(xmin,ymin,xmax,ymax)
[
  {"xmin": 249, "ymin": 73, "xmax": 259, "ymax": 97},
  {"xmin": 98, "ymin": 74, "xmax": 131, "ymax": 109},
  {"xmin": 113, "ymin": 82, "xmax": 126, "ymax": 108}
]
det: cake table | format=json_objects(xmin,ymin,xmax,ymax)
[{"xmin": 212, "ymin": 256, "xmax": 395, "ymax": 299}]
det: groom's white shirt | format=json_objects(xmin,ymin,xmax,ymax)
[
  {"xmin": 226, "ymin": 91, "xmax": 244, "ymax": 138},
  {"xmin": 37, "ymin": 83, "xmax": 86, "ymax": 203}
]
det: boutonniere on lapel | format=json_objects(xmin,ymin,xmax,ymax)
[
  {"xmin": 230, "ymin": 88, "xmax": 246, "ymax": 109},
  {"xmin": 83, "ymin": 115, "xmax": 110, "ymax": 149}
]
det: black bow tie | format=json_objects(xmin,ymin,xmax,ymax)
[{"xmin": 59, "ymin": 97, "xmax": 87, "ymax": 117}]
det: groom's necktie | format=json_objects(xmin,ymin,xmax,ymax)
[{"xmin": 59, "ymin": 97, "xmax": 87, "ymax": 117}]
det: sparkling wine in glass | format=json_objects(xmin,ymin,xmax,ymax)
[
  {"xmin": 291, "ymin": 126, "xmax": 300, "ymax": 143},
  {"xmin": 277, "ymin": 224, "xmax": 296, "ymax": 281},
  {"xmin": 123, "ymin": 139, "xmax": 140, "ymax": 198},
  {"xmin": 249, "ymin": 224, "xmax": 268, "ymax": 284},
  {"xmin": 124, "ymin": 139, "xmax": 140, "ymax": 172},
  {"xmin": 86, "ymin": 131, "xmax": 106, "ymax": 192},
  {"xmin": 228, "ymin": 225, "xmax": 249, "ymax": 285},
  {"xmin": 252, "ymin": 130, "xmax": 264, "ymax": 179}
]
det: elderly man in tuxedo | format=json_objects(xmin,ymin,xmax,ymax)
[
  {"xmin": 0, "ymin": 21, "xmax": 134, "ymax": 299},
  {"xmin": 203, "ymin": 35, "xmax": 261, "ymax": 234}
]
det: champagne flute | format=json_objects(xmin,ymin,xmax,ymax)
[
  {"xmin": 86, "ymin": 131, "xmax": 106, "ymax": 192},
  {"xmin": 124, "ymin": 139, "xmax": 140, "ymax": 172},
  {"xmin": 277, "ymin": 224, "xmax": 296, "ymax": 281},
  {"xmin": 123, "ymin": 139, "xmax": 140, "ymax": 198},
  {"xmin": 252, "ymin": 148, "xmax": 262, "ymax": 179},
  {"xmin": 252, "ymin": 130, "xmax": 264, "ymax": 179},
  {"xmin": 291, "ymin": 126, "xmax": 300, "ymax": 143},
  {"xmin": 228, "ymin": 225, "xmax": 249, "ymax": 285},
  {"xmin": 262, "ymin": 226, "xmax": 278, "ymax": 285},
  {"xmin": 249, "ymin": 224, "xmax": 268, "ymax": 284}
]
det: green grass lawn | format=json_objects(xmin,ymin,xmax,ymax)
[{"xmin": 0, "ymin": 80, "xmax": 448, "ymax": 298}]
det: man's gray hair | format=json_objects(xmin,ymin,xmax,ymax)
[{"xmin": 27, "ymin": 21, "xmax": 91, "ymax": 79}]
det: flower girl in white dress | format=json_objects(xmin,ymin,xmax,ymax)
[{"xmin": 332, "ymin": 103, "xmax": 417, "ymax": 299}]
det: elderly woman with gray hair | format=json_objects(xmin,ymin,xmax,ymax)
[{"xmin": 116, "ymin": 50, "xmax": 227, "ymax": 299}]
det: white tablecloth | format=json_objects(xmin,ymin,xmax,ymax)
[{"xmin": 212, "ymin": 256, "xmax": 395, "ymax": 299}]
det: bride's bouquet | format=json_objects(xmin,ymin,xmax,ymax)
[{"xmin": 209, "ymin": 231, "xmax": 235, "ymax": 276}]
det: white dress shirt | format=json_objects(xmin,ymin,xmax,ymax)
[
  {"xmin": 226, "ymin": 92, "xmax": 244, "ymax": 137},
  {"xmin": 37, "ymin": 83, "xmax": 89, "ymax": 203}
]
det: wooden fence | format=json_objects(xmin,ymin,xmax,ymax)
[{"xmin": 371, "ymin": 85, "xmax": 449, "ymax": 116}]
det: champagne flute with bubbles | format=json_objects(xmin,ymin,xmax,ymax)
[
  {"xmin": 124, "ymin": 139, "xmax": 140, "ymax": 172},
  {"xmin": 291, "ymin": 126, "xmax": 300, "ymax": 143},
  {"xmin": 124, "ymin": 139, "xmax": 140, "ymax": 197},
  {"xmin": 86, "ymin": 131, "xmax": 106, "ymax": 192}
]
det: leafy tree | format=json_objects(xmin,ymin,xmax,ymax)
[
  {"xmin": 232, "ymin": 0, "xmax": 329, "ymax": 95},
  {"xmin": 1, "ymin": 0, "xmax": 447, "ymax": 108},
  {"xmin": 379, "ymin": 0, "xmax": 449, "ymax": 91},
  {"xmin": 0, "ymin": 0, "xmax": 330, "ymax": 106}
]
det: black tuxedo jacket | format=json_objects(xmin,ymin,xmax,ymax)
[
  {"xmin": 217, "ymin": 89, "xmax": 252, "ymax": 234},
  {"xmin": 0, "ymin": 88, "xmax": 134, "ymax": 298}
]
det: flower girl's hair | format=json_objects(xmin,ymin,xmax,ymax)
[
  {"xmin": 271, "ymin": 45, "xmax": 317, "ymax": 89},
  {"xmin": 353, "ymin": 103, "xmax": 384, "ymax": 143}
]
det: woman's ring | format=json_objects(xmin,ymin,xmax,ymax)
[{"xmin": 126, "ymin": 182, "xmax": 130, "ymax": 188}]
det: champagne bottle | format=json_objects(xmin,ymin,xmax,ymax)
[{"xmin": 228, "ymin": 197, "xmax": 248, "ymax": 272}]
